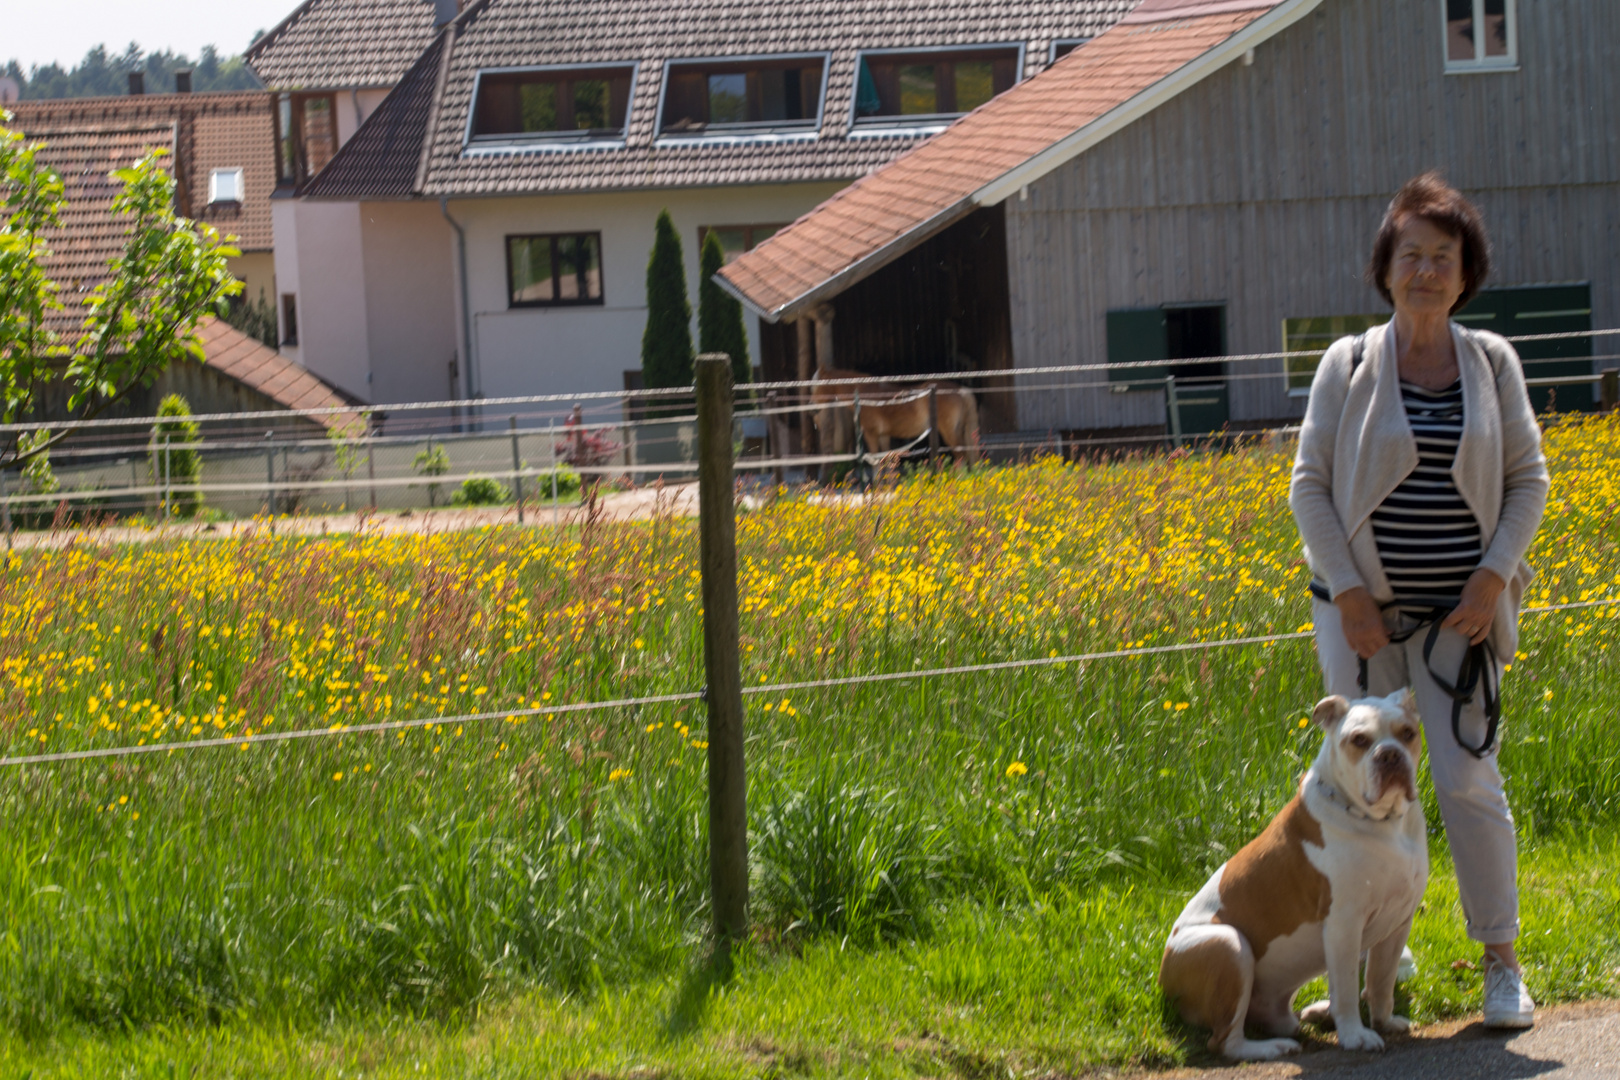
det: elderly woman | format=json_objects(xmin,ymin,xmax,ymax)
[{"xmin": 1290, "ymin": 173, "xmax": 1548, "ymax": 1029}]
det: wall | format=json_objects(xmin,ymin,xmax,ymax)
[
  {"xmin": 227, "ymin": 251, "xmax": 277, "ymax": 313},
  {"xmin": 448, "ymin": 181, "xmax": 847, "ymax": 416},
  {"xmin": 273, "ymin": 197, "xmax": 372, "ymax": 399},
  {"xmin": 359, "ymin": 201, "xmax": 459, "ymax": 404},
  {"xmin": 1004, "ymin": 0, "xmax": 1620, "ymax": 432}
]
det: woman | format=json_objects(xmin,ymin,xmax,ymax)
[{"xmin": 1290, "ymin": 173, "xmax": 1548, "ymax": 1029}]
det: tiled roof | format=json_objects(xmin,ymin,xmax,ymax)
[
  {"xmin": 246, "ymin": 0, "xmax": 448, "ymax": 90},
  {"xmin": 719, "ymin": 2, "xmax": 1297, "ymax": 319},
  {"xmin": 7, "ymin": 93, "xmax": 277, "ymax": 254},
  {"xmin": 197, "ymin": 317, "xmax": 362, "ymax": 429},
  {"xmin": 303, "ymin": 0, "xmax": 1141, "ymax": 200},
  {"xmin": 24, "ymin": 123, "xmax": 179, "ymax": 339},
  {"xmin": 302, "ymin": 31, "xmax": 448, "ymax": 199}
]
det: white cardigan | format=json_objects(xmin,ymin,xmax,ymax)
[{"xmin": 1289, "ymin": 320, "xmax": 1549, "ymax": 655}]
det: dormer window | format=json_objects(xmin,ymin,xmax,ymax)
[
  {"xmin": 659, "ymin": 54, "xmax": 827, "ymax": 135},
  {"xmin": 853, "ymin": 46, "xmax": 1020, "ymax": 123},
  {"xmin": 471, "ymin": 66, "xmax": 634, "ymax": 140}
]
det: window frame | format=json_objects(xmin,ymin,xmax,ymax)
[
  {"xmin": 505, "ymin": 232, "xmax": 607, "ymax": 309},
  {"xmin": 208, "ymin": 167, "xmax": 244, "ymax": 205},
  {"xmin": 280, "ymin": 293, "xmax": 299, "ymax": 346},
  {"xmin": 464, "ymin": 63, "xmax": 639, "ymax": 148},
  {"xmin": 1279, "ymin": 314, "xmax": 1391, "ymax": 396},
  {"xmin": 274, "ymin": 92, "xmax": 340, "ymax": 187},
  {"xmin": 849, "ymin": 42, "xmax": 1025, "ymax": 129},
  {"xmin": 1442, "ymin": 0, "xmax": 1517, "ymax": 74},
  {"xmin": 654, "ymin": 52, "xmax": 831, "ymax": 140},
  {"xmin": 1048, "ymin": 38, "xmax": 1092, "ymax": 64}
]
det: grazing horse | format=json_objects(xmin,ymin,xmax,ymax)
[{"xmin": 810, "ymin": 365, "xmax": 981, "ymax": 466}]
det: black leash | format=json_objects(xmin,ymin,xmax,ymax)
[{"xmin": 1310, "ymin": 581, "xmax": 1501, "ymax": 758}]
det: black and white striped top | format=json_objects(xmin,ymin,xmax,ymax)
[{"xmin": 1371, "ymin": 380, "xmax": 1482, "ymax": 607}]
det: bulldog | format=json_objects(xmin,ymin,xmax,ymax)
[{"xmin": 1158, "ymin": 690, "xmax": 1428, "ymax": 1059}]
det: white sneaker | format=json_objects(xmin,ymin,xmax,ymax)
[{"xmin": 1482, "ymin": 954, "xmax": 1535, "ymax": 1029}]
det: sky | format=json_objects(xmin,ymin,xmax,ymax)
[{"xmin": 5, "ymin": 0, "xmax": 301, "ymax": 69}]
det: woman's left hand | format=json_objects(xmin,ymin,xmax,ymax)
[{"xmin": 1441, "ymin": 568, "xmax": 1506, "ymax": 645}]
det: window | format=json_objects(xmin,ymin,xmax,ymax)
[
  {"xmin": 507, "ymin": 233, "xmax": 604, "ymax": 307},
  {"xmin": 1049, "ymin": 39, "xmax": 1091, "ymax": 63},
  {"xmin": 697, "ymin": 223, "xmax": 787, "ymax": 263},
  {"xmin": 1444, "ymin": 0, "xmax": 1516, "ymax": 71},
  {"xmin": 471, "ymin": 67, "xmax": 634, "ymax": 140},
  {"xmin": 275, "ymin": 93, "xmax": 337, "ymax": 186},
  {"xmin": 660, "ymin": 56, "xmax": 825, "ymax": 134},
  {"xmin": 1280, "ymin": 314, "xmax": 1390, "ymax": 394},
  {"xmin": 854, "ymin": 47, "xmax": 1019, "ymax": 122},
  {"xmin": 280, "ymin": 293, "xmax": 299, "ymax": 346},
  {"xmin": 208, "ymin": 167, "xmax": 244, "ymax": 205}
]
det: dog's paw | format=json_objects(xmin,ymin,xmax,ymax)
[
  {"xmin": 1374, "ymin": 1014, "xmax": 1411, "ymax": 1035},
  {"xmin": 1298, "ymin": 998, "xmax": 1332, "ymax": 1026},
  {"xmin": 1336, "ymin": 1024, "xmax": 1386, "ymax": 1052},
  {"xmin": 1227, "ymin": 1037, "xmax": 1302, "ymax": 1061}
]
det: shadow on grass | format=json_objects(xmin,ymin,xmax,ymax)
[{"xmin": 662, "ymin": 942, "xmax": 736, "ymax": 1038}]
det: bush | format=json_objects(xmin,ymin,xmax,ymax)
[
  {"xmin": 151, "ymin": 394, "xmax": 202, "ymax": 518},
  {"xmin": 450, "ymin": 476, "xmax": 509, "ymax": 507},
  {"xmin": 533, "ymin": 464, "xmax": 581, "ymax": 500}
]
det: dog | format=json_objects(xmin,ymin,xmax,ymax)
[{"xmin": 1158, "ymin": 689, "xmax": 1428, "ymax": 1059}]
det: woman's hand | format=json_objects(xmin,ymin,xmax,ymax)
[
  {"xmin": 1441, "ymin": 568, "xmax": 1506, "ymax": 645},
  {"xmin": 1334, "ymin": 586, "xmax": 1390, "ymax": 660}
]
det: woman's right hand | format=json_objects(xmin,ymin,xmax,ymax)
[{"xmin": 1334, "ymin": 586, "xmax": 1389, "ymax": 659}]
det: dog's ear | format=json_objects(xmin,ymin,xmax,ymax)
[
  {"xmin": 1389, "ymin": 686, "xmax": 1420, "ymax": 723},
  {"xmin": 1312, "ymin": 695, "xmax": 1351, "ymax": 729}
]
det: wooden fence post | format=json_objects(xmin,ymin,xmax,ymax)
[
  {"xmin": 695, "ymin": 353, "xmax": 748, "ymax": 945},
  {"xmin": 1602, "ymin": 368, "xmax": 1619, "ymax": 412},
  {"xmin": 510, "ymin": 414, "xmax": 525, "ymax": 524},
  {"xmin": 927, "ymin": 386, "xmax": 940, "ymax": 469}
]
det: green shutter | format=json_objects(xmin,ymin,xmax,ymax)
[{"xmin": 1106, "ymin": 307, "xmax": 1169, "ymax": 387}]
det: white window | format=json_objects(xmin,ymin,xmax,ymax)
[
  {"xmin": 209, "ymin": 167, "xmax": 244, "ymax": 204},
  {"xmin": 1444, "ymin": 0, "xmax": 1516, "ymax": 72}
]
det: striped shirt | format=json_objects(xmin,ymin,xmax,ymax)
[{"xmin": 1371, "ymin": 380, "xmax": 1482, "ymax": 607}]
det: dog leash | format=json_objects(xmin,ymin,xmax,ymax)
[{"xmin": 1310, "ymin": 581, "xmax": 1501, "ymax": 758}]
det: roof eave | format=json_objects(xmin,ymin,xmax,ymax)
[{"xmin": 971, "ymin": 0, "xmax": 1325, "ymax": 207}]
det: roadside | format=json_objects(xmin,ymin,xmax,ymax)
[{"xmin": 1119, "ymin": 1000, "xmax": 1620, "ymax": 1080}]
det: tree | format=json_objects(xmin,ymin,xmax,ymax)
[
  {"xmin": 5, "ymin": 44, "xmax": 262, "ymax": 100},
  {"xmin": 151, "ymin": 393, "xmax": 202, "ymax": 518},
  {"xmin": 1, "ymin": 118, "xmax": 240, "ymax": 470},
  {"xmin": 640, "ymin": 209, "xmax": 693, "ymax": 391},
  {"xmin": 698, "ymin": 229, "xmax": 750, "ymax": 386}
]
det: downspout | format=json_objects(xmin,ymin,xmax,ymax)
[{"xmin": 439, "ymin": 196, "xmax": 477, "ymax": 406}]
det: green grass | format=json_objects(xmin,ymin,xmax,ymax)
[{"xmin": 0, "ymin": 418, "xmax": 1616, "ymax": 1075}]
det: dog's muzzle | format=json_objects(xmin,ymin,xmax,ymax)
[{"xmin": 1371, "ymin": 745, "xmax": 1418, "ymax": 803}]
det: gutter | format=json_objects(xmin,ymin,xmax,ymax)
[{"xmin": 439, "ymin": 196, "xmax": 478, "ymax": 402}]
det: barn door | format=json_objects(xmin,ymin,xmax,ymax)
[{"xmin": 1455, "ymin": 284, "xmax": 1593, "ymax": 413}]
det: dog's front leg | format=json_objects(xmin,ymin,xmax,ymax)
[
  {"xmin": 1322, "ymin": 915, "xmax": 1384, "ymax": 1052},
  {"xmin": 1363, "ymin": 917, "xmax": 1413, "ymax": 1034}
]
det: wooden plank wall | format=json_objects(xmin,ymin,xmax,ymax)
[{"xmin": 1004, "ymin": 0, "xmax": 1620, "ymax": 433}]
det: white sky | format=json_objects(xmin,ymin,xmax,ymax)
[{"xmin": 6, "ymin": 0, "xmax": 301, "ymax": 70}]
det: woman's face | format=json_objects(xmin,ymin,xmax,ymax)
[{"xmin": 1386, "ymin": 215, "xmax": 1466, "ymax": 317}]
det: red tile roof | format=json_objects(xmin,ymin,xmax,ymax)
[
  {"xmin": 719, "ymin": 0, "xmax": 1311, "ymax": 320},
  {"xmin": 246, "ymin": 0, "xmax": 447, "ymax": 90},
  {"xmin": 197, "ymin": 318, "xmax": 361, "ymax": 429}
]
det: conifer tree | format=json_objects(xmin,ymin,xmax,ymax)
[
  {"xmin": 151, "ymin": 394, "xmax": 203, "ymax": 518},
  {"xmin": 698, "ymin": 230, "xmax": 750, "ymax": 386},
  {"xmin": 640, "ymin": 209, "xmax": 693, "ymax": 391}
]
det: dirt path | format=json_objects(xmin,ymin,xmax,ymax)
[{"xmin": 1113, "ymin": 1000, "xmax": 1620, "ymax": 1080}]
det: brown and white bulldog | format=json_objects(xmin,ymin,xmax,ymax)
[{"xmin": 1158, "ymin": 690, "xmax": 1428, "ymax": 1059}]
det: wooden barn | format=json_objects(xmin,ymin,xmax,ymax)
[{"xmin": 721, "ymin": 0, "xmax": 1619, "ymax": 443}]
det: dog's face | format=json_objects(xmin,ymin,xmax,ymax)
[{"xmin": 1312, "ymin": 690, "xmax": 1422, "ymax": 818}]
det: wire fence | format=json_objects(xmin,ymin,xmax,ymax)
[
  {"xmin": 2, "ymin": 596, "xmax": 1614, "ymax": 770},
  {"xmin": 1, "ymin": 329, "xmax": 1615, "ymax": 527}
]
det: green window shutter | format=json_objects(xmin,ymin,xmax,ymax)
[{"xmin": 1106, "ymin": 307, "xmax": 1169, "ymax": 387}]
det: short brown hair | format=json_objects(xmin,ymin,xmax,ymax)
[{"xmin": 1366, "ymin": 172, "xmax": 1491, "ymax": 313}]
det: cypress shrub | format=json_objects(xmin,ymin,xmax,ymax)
[
  {"xmin": 641, "ymin": 209, "xmax": 693, "ymax": 392},
  {"xmin": 151, "ymin": 393, "xmax": 203, "ymax": 518},
  {"xmin": 698, "ymin": 230, "xmax": 750, "ymax": 386}
]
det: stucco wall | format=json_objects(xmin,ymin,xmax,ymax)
[
  {"xmin": 273, "ymin": 198, "xmax": 372, "ymax": 399},
  {"xmin": 360, "ymin": 201, "xmax": 458, "ymax": 404}
]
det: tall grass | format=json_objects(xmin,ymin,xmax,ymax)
[{"xmin": 0, "ymin": 413, "xmax": 1616, "ymax": 1040}]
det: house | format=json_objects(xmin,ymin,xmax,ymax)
[
  {"xmin": 7, "ymin": 82, "xmax": 280, "ymax": 318},
  {"xmin": 254, "ymin": 0, "xmax": 1142, "ymax": 413},
  {"xmin": 720, "ymin": 0, "xmax": 1619, "ymax": 442},
  {"xmin": 7, "ymin": 96, "xmax": 354, "ymax": 433}
]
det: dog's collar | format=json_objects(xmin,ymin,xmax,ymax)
[{"xmin": 1313, "ymin": 775, "xmax": 1400, "ymax": 823}]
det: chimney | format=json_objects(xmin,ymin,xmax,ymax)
[
  {"xmin": 174, "ymin": 69, "xmax": 192, "ymax": 94},
  {"xmin": 128, "ymin": 70, "xmax": 145, "ymax": 95},
  {"xmin": 433, "ymin": 0, "xmax": 458, "ymax": 26}
]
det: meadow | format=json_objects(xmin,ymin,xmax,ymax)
[{"xmin": 0, "ymin": 412, "xmax": 1616, "ymax": 1077}]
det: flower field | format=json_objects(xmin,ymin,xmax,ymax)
[{"xmin": 0, "ymin": 413, "xmax": 1617, "ymax": 1072}]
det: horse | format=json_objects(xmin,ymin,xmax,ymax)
[{"xmin": 809, "ymin": 365, "xmax": 981, "ymax": 467}]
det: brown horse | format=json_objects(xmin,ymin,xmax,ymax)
[{"xmin": 810, "ymin": 366, "xmax": 980, "ymax": 466}]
